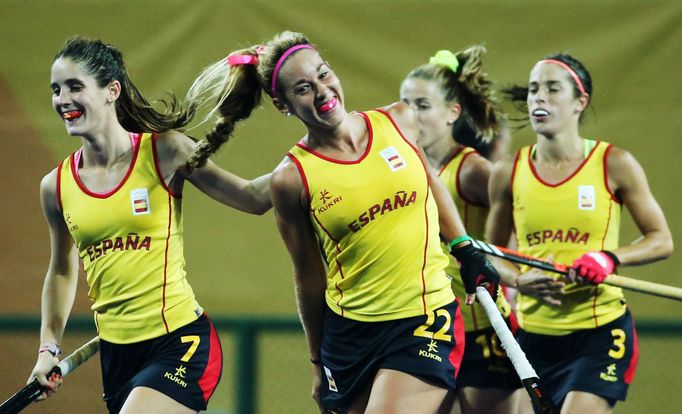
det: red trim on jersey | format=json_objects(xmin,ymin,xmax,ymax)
[
  {"xmin": 437, "ymin": 147, "xmax": 465, "ymax": 176},
  {"xmin": 600, "ymin": 199, "xmax": 614, "ymax": 250},
  {"xmin": 311, "ymin": 206, "xmax": 345, "ymax": 313},
  {"xmin": 160, "ymin": 193, "xmax": 172, "ymax": 334},
  {"xmin": 56, "ymin": 161, "xmax": 64, "ymax": 213},
  {"xmin": 602, "ymin": 144, "xmax": 621, "ymax": 203},
  {"xmin": 527, "ymin": 141, "xmax": 600, "ymax": 188},
  {"xmin": 624, "ymin": 315, "xmax": 639, "ymax": 384},
  {"xmin": 311, "ymin": 211, "xmax": 340, "ymax": 246},
  {"xmin": 456, "ymin": 150, "xmax": 487, "ymax": 208},
  {"xmin": 70, "ymin": 132, "xmax": 141, "ymax": 198},
  {"xmin": 419, "ymin": 181, "xmax": 431, "ymax": 314},
  {"xmin": 294, "ymin": 112, "xmax": 373, "ymax": 164},
  {"xmin": 375, "ymin": 108, "xmax": 421, "ymax": 153},
  {"xmin": 507, "ymin": 309, "xmax": 519, "ymax": 335},
  {"xmin": 449, "ymin": 298, "xmax": 466, "ymax": 378},
  {"xmin": 510, "ymin": 149, "xmax": 521, "ymax": 195},
  {"xmin": 198, "ymin": 316, "xmax": 224, "ymax": 402},
  {"xmin": 151, "ymin": 133, "xmax": 181, "ymax": 198},
  {"xmin": 286, "ymin": 153, "xmax": 311, "ymax": 205},
  {"xmin": 372, "ymin": 108, "xmax": 438, "ymax": 312}
]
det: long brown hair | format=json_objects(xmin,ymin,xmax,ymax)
[{"xmin": 55, "ymin": 36, "xmax": 194, "ymax": 133}]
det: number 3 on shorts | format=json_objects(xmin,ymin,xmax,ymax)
[
  {"xmin": 608, "ymin": 329, "xmax": 626, "ymax": 359},
  {"xmin": 413, "ymin": 309, "xmax": 452, "ymax": 341},
  {"xmin": 180, "ymin": 335, "xmax": 201, "ymax": 362}
]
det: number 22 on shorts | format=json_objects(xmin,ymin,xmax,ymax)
[{"xmin": 413, "ymin": 308, "xmax": 452, "ymax": 341}]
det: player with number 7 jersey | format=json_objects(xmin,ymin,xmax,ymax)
[{"xmin": 29, "ymin": 36, "xmax": 272, "ymax": 414}]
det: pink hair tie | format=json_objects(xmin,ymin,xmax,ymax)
[
  {"xmin": 541, "ymin": 59, "xmax": 588, "ymax": 97},
  {"xmin": 270, "ymin": 44, "xmax": 314, "ymax": 96},
  {"xmin": 227, "ymin": 54, "xmax": 258, "ymax": 66}
]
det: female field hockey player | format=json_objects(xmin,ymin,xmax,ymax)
[
  {"xmin": 28, "ymin": 36, "xmax": 271, "ymax": 414},
  {"xmin": 486, "ymin": 53, "xmax": 673, "ymax": 413},
  {"xmin": 185, "ymin": 31, "xmax": 501, "ymax": 413},
  {"xmin": 400, "ymin": 47, "xmax": 522, "ymax": 414}
]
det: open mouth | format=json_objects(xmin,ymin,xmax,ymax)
[
  {"xmin": 531, "ymin": 108, "xmax": 549, "ymax": 120},
  {"xmin": 317, "ymin": 97, "xmax": 338, "ymax": 113},
  {"xmin": 62, "ymin": 110, "xmax": 83, "ymax": 121}
]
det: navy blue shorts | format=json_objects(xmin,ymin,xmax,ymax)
[
  {"xmin": 517, "ymin": 309, "xmax": 638, "ymax": 407},
  {"xmin": 458, "ymin": 318, "xmax": 522, "ymax": 390},
  {"xmin": 319, "ymin": 300, "xmax": 464, "ymax": 410},
  {"xmin": 100, "ymin": 314, "xmax": 223, "ymax": 413}
]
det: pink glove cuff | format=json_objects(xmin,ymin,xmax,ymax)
[{"xmin": 572, "ymin": 251, "xmax": 616, "ymax": 284}]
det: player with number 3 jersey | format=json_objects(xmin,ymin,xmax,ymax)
[{"xmin": 487, "ymin": 53, "xmax": 672, "ymax": 412}]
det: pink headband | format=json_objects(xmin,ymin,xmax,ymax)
[
  {"xmin": 270, "ymin": 44, "xmax": 314, "ymax": 96},
  {"xmin": 541, "ymin": 59, "xmax": 588, "ymax": 97}
]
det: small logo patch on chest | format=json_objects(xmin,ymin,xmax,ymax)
[
  {"xmin": 380, "ymin": 146, "xmax": 407, "ymax": 172},
  {"xmin": 130, "ymin": 188, "xmax": 151, "ymax": 215},
  {"xmin": 578, "ymin": 185, "xmax": 595, "ymax": 210}
]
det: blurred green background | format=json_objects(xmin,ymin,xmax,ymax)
[{"xmin": 1, "ymin": 0, "xmax": 680, "ymax": 412}]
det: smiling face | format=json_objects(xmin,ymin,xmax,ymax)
[
  {"xmin": 400, "ymin": 77, "xmax": 459, "ymax": 148},
  {"xmin": 50, "ymin": 57, "xmax": 117, "ymax": 137},
  {"xmin": 274, "ymin": 48, "xmax": 347, "ymax": 131},
  {"xmin": 527, "ymin": 61, "xmax": 586, "ymax": 136}
]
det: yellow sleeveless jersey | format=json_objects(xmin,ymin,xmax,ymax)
[
  {"xmin": 512, "ymin": 140, "xmax": 624, "ymax": 335},
  {"xmin": 57, "ymin": 133, "xmax": 202, "ymax": 344},
  {"xmin": 438, "ymin": 147, "xmax": 511, "ymax": 332},
  {"xmin": 287, "ymin": 109, "xmax": 453, "ymax": 322}
]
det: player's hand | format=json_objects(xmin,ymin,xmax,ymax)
[
  {"xmin": 569, "ymin": 251, "xmax": 618, "ymax": 285},
  {"xmin": 28, "ymin": 352, "xmax": 62, "ymax": 401},
  {"xmin": 451, "ymin": 241, "xmax": 501, "ymax": 305},
  {"xmin": 515, "ymin": 266, "xmax": 565, "ymax": 306},
  {"xmin": 311, "ymin": 363, "xmax": 324, "ymax": 413}
]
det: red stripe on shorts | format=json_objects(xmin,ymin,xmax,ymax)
[
  {"xmin": 198, "ymin": 317, "xmax": 223, "ymax": 402},
  {"xmin": 449, "ymin": 299, "xmax": 466, "ymax": 379},
  {"xmin": 623, "ymin": 317, "xmax": 639, "ymax": 384}
]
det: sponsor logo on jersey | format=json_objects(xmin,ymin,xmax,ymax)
[
  {"xmin": 316, "ymin": 189, "xmax": 343, "ymax": 215},
  {"xmin": 525, "ymin": 228, "xmax": 590, "ymax": 247},
  {"xmin": 64, "ymin": 212, "xmax": 78, "ymax": 232},
  {"xmin": 130, "ymin": 188, "xmax": 151, "ymax": 215},
  {"xmin": 347, "ymin": 190, "xmax": 417, "ymax": 233},
  {"xmin": 164, "ymin": 365, "xmax": 188, "ymax": 388},
  {"xmin": 578, "ymin": 185, "xmax": 596, "ymax": 210},
  {"xmin": 86, "ymin": 233, "xmax": 151, "ymax": 262},
  {"xmin": 599, "ymin": 363, "xmax": 618, "ymax": 382},
  {"xmin": 418, "ymin": 339, "xmax": 442, "ymax": 362},
  {"xmin": 380, "ymin": 146, "xmax": 407, "ymax": 172}
]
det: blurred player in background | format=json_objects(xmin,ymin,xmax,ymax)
[{"xmin": 400, "ymin": 47, "xmax": 522, "ymax": 414}]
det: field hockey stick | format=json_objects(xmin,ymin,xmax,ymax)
[
  {"xmin": 475, "ymin": 286, "xmax": 560, "ymax": 414},
  {"xmin": 472, "ymin": 240, "xmax": 682, "ymax": 302},
  {"xmin": 0, "ymin": 337, "xmax": 100, "ymax": 414}
]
